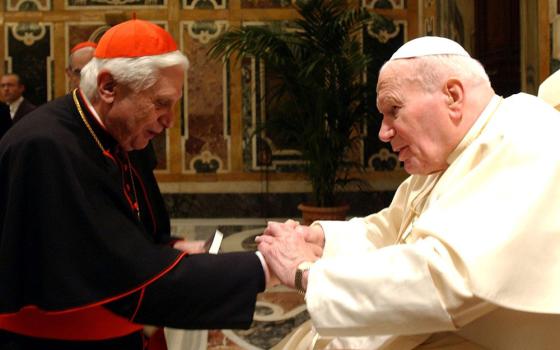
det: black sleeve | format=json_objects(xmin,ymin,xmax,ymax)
[{"xmin": 106, "ymin": 251, "xmax": 265, "ymax": 330}]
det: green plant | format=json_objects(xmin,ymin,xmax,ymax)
[{"xmin": 208, "ymin": 0, "xmax": 378, "ymax": 207}]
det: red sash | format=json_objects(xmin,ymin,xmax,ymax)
[{"xmin": 0, "ymin": 305, "xmax": 143, "ymax": 340}]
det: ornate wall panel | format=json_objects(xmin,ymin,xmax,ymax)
[
  {"xmin": 422, "ymin": 0, "xmax": 437, "ymax": 35},
  {"xmin": 66, "ymin": 0, "xmax": 165, "ymax": 7},
  {"xmin": 4, "ymin": 22, "xmax": 53, "ymax": 106},
  {"xmin": 363, "ymin": 19, "xmax": 406, "ymax": 171},
  {"xmin": 183, "ymin": 0, "xmax": 227, "ymax": 9},
  {"xmin": 363, "ymin": 0, "xmax": 404, "ymax": 9},
  {"xmin": 238, "ymin": 21, "xmax": 304, "ymax": 173},
  {"xmin": 182, "ymin": 21, "xmax": 231, "ymax": 173},
  {"xmin": 66, "ymin": 23, "xmax": 106, "ymax": 50},
  {"xmin": 0, "ymin": 1, "xmax": 423, "ymax": 192},
  {"xmin": 6, "ymin": 0, "xmax": 51, "ymax": 11},
  {"xmin": 238, "ymin": 15, "xmax": 409, "ymax": 174},
  {"xmin": 241, "ymin": 0, "xmax": 291, "ymax": 8}
]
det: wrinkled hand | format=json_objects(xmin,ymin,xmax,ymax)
[
  {"xmin": 294, "ymin": 223, "xmax": 325, "ymax": 249},
  {"xmin": 173, "ymin": 239, "xmax": 206, "ymax": 254},
  {"xmin": 263, "ymin": 219, "xmax": 325, "ymax": 249},
  {"xmin": 256, "ymin": 221, "xmax": 322, "ymax": 288},
  {"xmin": 266, "ymin": 265, "xmax": 281, "ymax": 289}
]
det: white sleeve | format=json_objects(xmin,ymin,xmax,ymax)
[
  {"xmin": 316, "ymin": 218, "xmax": 374, "ymax": 257},
  {"xmin": 315, "ymin": 176, "xmax": 415, "ymax": 258},
  {"xmin": 305, "ymin": 236, "xmax": 490, "ymax": 338},
  {"xmin": 317, "ymin": 205, "xmax": 405, "ymax": 258}
]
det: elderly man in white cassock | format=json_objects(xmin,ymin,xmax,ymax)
[
  {"xmin": 257, "ymin": 36, "xmax": 560, "ymax": 349},
  {"xmin": 538, "ymin": 68, "xmax": 560, "ymax": 110}
]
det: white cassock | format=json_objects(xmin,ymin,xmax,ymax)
[{"xmin": 278, "ymin": 94, "xmax": 560, "ymax": 350}]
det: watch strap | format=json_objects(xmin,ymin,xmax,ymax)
[{"xmin": 295, "ymin": 261, "xmax": 313, "ymax": 294}]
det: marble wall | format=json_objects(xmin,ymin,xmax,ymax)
[{"xmin": 1, "ymin": 0, "xmax": 421, "ymax": 218}]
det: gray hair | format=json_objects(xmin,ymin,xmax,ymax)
[
  {"xmin": 383, "ymin": 54, "xmax": 491, "ymax": 92},
  {"xmin": 79, "ymin": 50, "xmax": 190, "ymax": 100}
]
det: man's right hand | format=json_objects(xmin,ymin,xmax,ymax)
[{"xmin": 255, "ymin": 221, "xmax": 322, "ymax": 288}]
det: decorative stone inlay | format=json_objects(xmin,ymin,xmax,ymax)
[
  {"xmin": 362, "ymin": 0, "xmax": 404, "ymax": 10},
  {"xmin": 10, "ymin": 22, "xmax": 48, "ymax": 46},
  {"xmin": 368, "ymin": 147, "xmax": 401, "ymax": 171},
  {"xmin": 241, "ymin": 0, "xmax": 291, "ymax": 9},
  {"xmin": 7, "ymin": 0, "xmax": 51, "ymax": 11},
  {"xmin": 183, "ymin": 0, "xmax": 226, "ymax": 10},
  {"xmin": 367, "ymin": 17, "xmax": 404, "ymax": 44},
  {"xmin": 67, "ymin": 0, "xmax": 164, "ymax": 7},
  {"xmin": 190, "ymin": 150, "xmax": 223, "ymax": 173},
  {"xmin": 185, "ymin": 21, "xmax": 229, "ymax": 44},
  {"xmin": 5, "ymin": 22, "xmax": 53, "ymax": 104}
]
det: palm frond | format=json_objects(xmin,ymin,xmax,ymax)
[{"xmin": 209, "ymin": 0, "xmax": 383, "ymax": 206}]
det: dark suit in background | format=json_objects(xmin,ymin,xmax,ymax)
[
  {"xmin": 11, "ymin": 98, "xmax": 37, "ymax": 124},
  {"xmin": 0, "ymin": 103, "xmax": 11, "ymax": 139}
]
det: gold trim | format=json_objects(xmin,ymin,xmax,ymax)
[
  {"xmin": 72, "ymin": 89, "xmax": 140, "ymax": 220},
  {"xmin": 72, "ymin": 88, "xmax": 106, "ymax": 153}
]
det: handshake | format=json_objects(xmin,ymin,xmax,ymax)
[
  {"xmin": 172, "ymin": 219, "xmax": 325, "ymax": 293},
  {"xmin": 255, "ymin": 219, "xmax": 325, "ymax": 292}
]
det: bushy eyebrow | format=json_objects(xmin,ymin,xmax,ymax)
[{"xmin": 376, "ymin": 92, "xmax": 402, "ymax": 111}]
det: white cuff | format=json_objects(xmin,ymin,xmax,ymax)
[{"xmin": 255, "ymin": 251, "xmax": 270, "ymax": 286}]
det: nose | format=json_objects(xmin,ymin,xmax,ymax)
[{"xmin": 378, "ymin": 117, "xmax": 395, "ymax": 143}]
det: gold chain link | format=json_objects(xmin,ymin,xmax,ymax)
[{"xmin": 72, "ymin": 89, "xmax": 106, "ymax": 153}]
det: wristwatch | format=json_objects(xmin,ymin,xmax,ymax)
[{"xmin": 295, "ymin": 261, "xmax": 314, "ymax": 294}]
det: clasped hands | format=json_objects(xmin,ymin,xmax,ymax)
[
  {"xmin": 171, "ymin": 219, "xmax": 325, "ymax": 291},
  {"xmin": 255, "ymin": 219, "xmax": 325, "ymax": 290}
]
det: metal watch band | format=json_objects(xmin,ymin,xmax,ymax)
[{"xmin": 295, "ymin": 261, "xmax": 313, "ymax": 294}]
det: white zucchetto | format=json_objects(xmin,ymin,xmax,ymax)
[{"xmin": 390, "ymin": 36, "xmax": 470, "ymax": 60}]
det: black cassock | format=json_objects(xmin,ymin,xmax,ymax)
[{"xmin": 0, "ymin": 91, "xmax": 264, "ymax": 349}]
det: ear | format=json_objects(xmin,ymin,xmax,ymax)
[
  {"xmin": 444, "ymin": 78, "xmax": 464, "ymax": 122},
  {"xmin": 97, "ymin": 71, "xmax": 116, "ymax": 104}
]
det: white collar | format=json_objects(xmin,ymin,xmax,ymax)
[
  {"xmin": 447, "ymin": 95, "xmax": 503, "ymax": 164},
  {"xmin": 79, "ymin": 89, "xmax": 107, "ymax": 130},
  {"xmin": 8, "ymin": 96, "xmax": 24, "ymax": 119}
]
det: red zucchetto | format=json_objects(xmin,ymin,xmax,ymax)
[
  {"xmin": 94, "ymin": 19, "xmax": 177, "ymax": 59},
  {"xmin": 70, "ymin": 41, "xmax": 97, "ymax": 54}
]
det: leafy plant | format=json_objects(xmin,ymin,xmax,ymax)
[{"xmin": 209, "ymin": 0, "xmax": 378, "ymax": 207}]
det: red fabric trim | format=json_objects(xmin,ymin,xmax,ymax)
[
  {"xmin": 0, "ymin": 252, "xmax": 188, "ymax": 339},
  {"xmin": 103, "ymin": 149, "xmax": 116, "ymax": 163},
  {"xmin": 58, "ymin": 251, "xmax": 188, "ymax": 315},
  {"xmin": 0, "ymin": 305, "xmax": 142, "ymax": 340},
  {"xmin": 2, "ymin": 251, "xmax": 188, "ymax": 318},
  {"xmin": 146, "ymin": 327, "xmax": 168, "ymax": 350},
  {"xmin": 130, "ymin": 287, "xmax": 146, "ymax": 321},
  {"xmin": 114, "ymin": 153, "xmax": 137, "ymax": 213}
]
